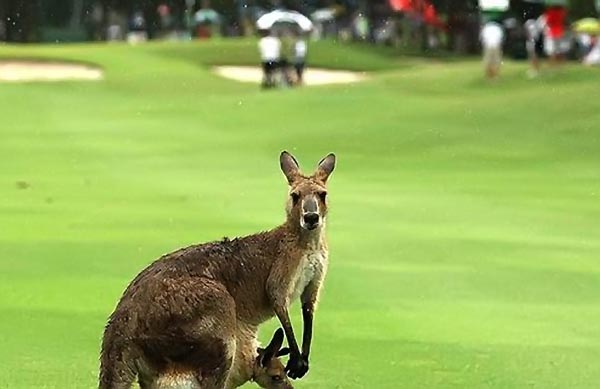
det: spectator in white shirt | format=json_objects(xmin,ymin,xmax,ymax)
[
  {"xmin": 258, "ymin": 30, "xmax": 281, "ymax": 88},
  {"xmin": 293, "ymin": 35, "xmax": 308, "ymax": 84},
  {"xmin": 524, "ymin": 17, "xmax": 544, "ymax": 77},
  {"xmin": 480, "ymin": 21, "xmax": 505, "ymax": 79},
  {"xmin": 583, "ymin": 35, "xmax": 600, "ymax": 66}
]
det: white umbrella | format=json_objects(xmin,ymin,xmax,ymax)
[
  {"xmin": 194, "ymin": 9, "xmax": 220, "ymax": 24},
  {"xmin": 256, "ymin": 10, "xmax": 313, "ymax": 32}
]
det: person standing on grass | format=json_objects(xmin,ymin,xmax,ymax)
[
  {"xmin": 292, "ymin": 32, "xmax": 308, "ymax": 85},
  {"xmin": 542, "ymin": 5, "xmax": 567, "ymax": 65},
  {"xmin": 583, "ymin": 34, "xmax": 600, "ymax": 66},
  {"xmin": 258, "ymin": 29, "xmax": 281, "ymax": 89},
  {"xmin": 524, "ymin": 17, "xmax": 544, "ymax": 78},
  {"xmin": 480, "ymin": 20, "xmax": 505, "ymax": 79},
  {"xmin": 278, "ymin": 29, "xmax": 294, "ymax": 87}
]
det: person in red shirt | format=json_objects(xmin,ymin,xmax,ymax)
[{"xmin": 543, "ymin": 6, "xmax": 567, "ymax": 63}]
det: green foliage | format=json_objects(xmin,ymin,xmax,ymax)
[
  {"xmin": 569, "ymin": 0, "xmax": 598, "ymax": 18},
  {"xmin": 0, "ymin": 40, "xmax": 599, "ymax": 388}
]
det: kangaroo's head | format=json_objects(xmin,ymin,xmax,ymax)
[
  {"xmin": 280, "ymin": 151, "xmax": 336, "ymax": 233},
  {"xmin": 254, "ymin": 329, "xmax": 294, "ymax": 389}
]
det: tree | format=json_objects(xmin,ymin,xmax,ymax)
[
  {"xmin": 434, "ymin": 0, "xmax": 479, "ymax": 53},
  {"xmin": 0, "ymin": 0, "xmax": 40, "ymax": 42},
  {"xmin": 569, "ymin": 0, "xmax": 598, "ymax": 18}
]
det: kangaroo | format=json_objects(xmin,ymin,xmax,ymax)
[
  {"xmin": 152, "ymin": 329, "xmax": 293, "ymax": 389},
  {"xmin": 99, "ymin": 151, "xmax": 336, "ymax": 388},
  {"xmin": 247, "ymin": 329, "xmax": 293, "ymax": 389}
]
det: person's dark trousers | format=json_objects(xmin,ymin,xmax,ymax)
[
  {"xmin": 294, "ymin": 61, "xmax": 305, "ymax": 84},
  {"xmin": 278, "ymin": 58, "xmax": 293, "ymax": 86},
  {"xmin": 261, "ymin": 60, "xmax": 276, "ymax": 88}
]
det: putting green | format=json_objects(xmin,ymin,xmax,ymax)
[{"xmin": 0, "ymin": 40, "xmax": 599, "ymax": 388}]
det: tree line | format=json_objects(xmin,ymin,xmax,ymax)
[{"xmin": 0, "ymin": 0, "xmax": 597, "ymax": 42}]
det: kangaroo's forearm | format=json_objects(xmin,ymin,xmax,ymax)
[
  {"xmin": 274, "ymin": 306, "xmax": 301, "ymax": 355},
  {"xmin": 301, "ymin": 303, "xmax": 314, "ymax": 358}
]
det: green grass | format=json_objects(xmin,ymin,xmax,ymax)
[{"xmin": 1, "ymin": 39, "xmax": 600, "ymax": 388}]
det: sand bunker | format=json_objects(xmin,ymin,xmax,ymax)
[
  {"xmin": 213, "ymin": 66, "xmax": 366, "ymax": 86},
  {"xmin": 0, "ymin": 60, "xmax": 103, "ymax": 82}
]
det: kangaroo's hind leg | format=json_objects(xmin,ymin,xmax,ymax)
[
  {"xmin": 99, "ymin": 338, "xmax": 139, "ymax": 389},
  {"xmin": 142, "ymin": 277, "xmax": 238, "ymax": 389},
  {"xmin": 136, "ymin": 357, "xmax": 159, "ymax": 389},
  {"xmin": 189, "ymin": 283, "xmax": 237, "ymax": 389}
]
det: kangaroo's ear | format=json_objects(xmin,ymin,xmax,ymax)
[
  {"xmin": 256, "ymin": 347, "xmax": 267, "ymax": 367},
  {"xmin": 315, "ymin": 153, "xmax": 336, "ymax": 183},
  {"xmin": 280, "ymin": 151, "xmax": 300, "ymax": 185},
  {"xmin": 276, "ymin": 347, "xmax": 290, "ymax": 357},
  {"xmin": 261, "ymin": 328, "xmax": 284, "ymax": 367}
]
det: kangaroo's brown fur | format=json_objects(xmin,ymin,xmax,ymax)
[
  {"xmin": 152, "ymin": 329, "xmax": 293, "ymax": 389},
  {"xmin": 99, "ymin": 151, "xmax": 336, "ymax": 388}
]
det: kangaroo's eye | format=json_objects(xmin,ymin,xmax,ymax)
[
  {"xmin": 272, "ymin": 375, "xmax": 282, "ymax": 381},
  {"xmin": 318, "ymin": 191, "xmax": 327, "ymax": 202},
  {"xmin": 290, "ymin": 192, "xmax": 300, "ymax": 205}
]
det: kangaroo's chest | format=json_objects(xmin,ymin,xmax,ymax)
[{"xmin": 289, "ymin": 247, "xmax": 328, "ymax": 303}]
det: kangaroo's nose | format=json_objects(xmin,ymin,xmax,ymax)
[{"xmin": 303, "ymin": 213, "xmax": 320, "ymax": 228}]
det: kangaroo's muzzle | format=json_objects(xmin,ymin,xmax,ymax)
[{"xmin": 302, "ymin": 212, "xmax": 320, "ymax": 230}]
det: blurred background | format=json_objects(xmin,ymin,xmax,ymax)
[
  {"xmin": 0, "ymin": 1, "xmax": 597, "ymax": 55},
  {"xmin": 1, "ymin": 0, "xmax": 600, "ymax": 388}
]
